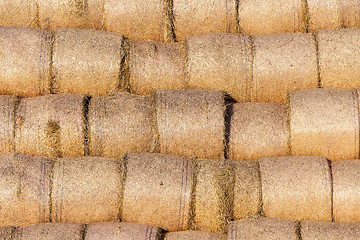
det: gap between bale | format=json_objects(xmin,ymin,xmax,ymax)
[
  {"xmin": 119, "ymin": 37, "xmax": 130, "ymax": 92},
  {"xmin": 188, "ymin": 159, "xmax": 198, "ymax": 231},
  {"xmin": 117, "ymin": 154, "xmax": 128, "ymax": 221},
  {"xmin": 163, "ymin": 0, "xmax": 176, "ymax": 42},
  {"xmin": 46, "ymin": 121, "xmax": 61, "ymax": 159},
  {"xmin": 312, "ymin": 32, "xmax": 322, "ymax": 88},
  {"xmin": 82, "ymin": 96, "xmax": 91, "ymax": 156}
]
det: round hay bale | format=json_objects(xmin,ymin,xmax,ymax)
[
  {"xmin": 0, "ymin": 153, "xmax": 52, "ymax": 226},
  {"xmin": 339, "ymin": 0, "xmax": 360, "ymax": 28},
  {"xmin": 259, "ymin": 156, "xmax": 332, "ymax": 222},
  {"xmin": 86, "ymin": 222, "xmax": 161, "ymax": 240},
  {"xmin": 155, "ymin": 90, "xmax": 225, "ymax": 159},
  {"xmin": 0, "ymin": 96, "xmax": 17, "ymax": 155},
  {"xmin": 52, "ymin": 29, "xmax": 124, "ymax": 96},
  {"xmin": 228, "ymin": 216, "xmax": 297, "ymax": 240},
  {"xmin": 301, "ymin": 221, "xmax": 360, "ymax": 240},
  {"xmin": 238, "ymin": 0, "xmax": 306, "ymax": 35},
  {"xmin": 0, "ymin": 27, "xmax": 51, "ymax": 97},
  {"xmin": 307, "ymin": 0, "xmax": 342, "ymax": 32},
  {"xmin": 13, "ymin": 223, "xmax": 82, "ymax": 240},
  {"xmin": 289, "ymin": 88, "xmax": 359, "ymax": 161},
  {"xmin": 15, "ymin": 94, "xmax": 85, "ymax": 158},
  {"xmin": 89, "ymin": 91, "xmax": 155, "ymax": 159},
  {"xmin": 252, "ymin": 32, "xmax": 318, "ymax": 103},
  {"xmin": 228, "ymin": 103, "xmax": 289, "ymax": 161},
  {"xmin": 164, "ymin": 231, "xmax": 222, "ymax": 240},
  {"xmin": 173, "ymin": 0, "xmax": 237, "ymax": 41},
  {"xmin": 103, "ymin": 0, "xmax": 164, "ymax": 41},
  {"xmin": 122, "ymin": 153, "xmax": 193, "ymax": 232},
  {"xmin": 0, "ymin": 226, "xmax": 13, "ymax": 239},
  {"xmin": 51, "ymin": 157, "xmax": 122, "ymax": 223},
  {"xmin": 318, "ymin": 28, "xmax": 360, "ymax": 89},
  {"xmin": 186, "ymin": 34, "xmax": 253, "ymax": 102},
  {"xmin": 129, "ymin": 41, "xmax": 186, "ymax": 95},
  {"xmin": 0, "ymin": 0, "xmax": 37, "ymax": 27}
]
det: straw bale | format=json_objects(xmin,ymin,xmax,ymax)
[
  {"xmin": 15, "ymin": 94, "xmax": 85, "ymax": 158},
  {"xmin": 13, "ymin": 223, "xmax": 82, "ymax": 240},
  {"xmin": 238, "ymin": 0, "xmax": 306, "ymax": 35},
  {"xmin": 338, "ymin": 0, "xmax": 360, "ymax": 28},
  {"xmin": 186, "ymin": 34, "xmax": 253, "ymax": 102},
  {"xmin": 301, "ymin": 221, "xmax": 360, "ymax": 240},
  {"xmin": 0, "ymin": 0, "xmax": 37, "ymax": 27},
  {"xmin": 0, "ymin": 153, "xmax": 52, "ymax": 226},
  {"xmin": 103, "ymin": 0, "xmax": 164, "ymax": 41},
  {"xmin": 129, "ymin": 41, "xmax": 186, "ymax": 95},
  {"xmin": 122, "ymin": 153, "xmax": 192, "ymax": 231},
  {"xmin": 51, "ymin": 157, "xmax": 122, "ymax": 223},
  {"xmin": 0, "ymin": 227, "xmax": 13, "ymax": 240},
  {"xmin": 89, "ymin": 92, "xmax": 154, "ymax": 159},
  {"xmin": 173, "ymin": 0, "xmax": 237, "ymax": 41},
  {"xmin": 227, "ymin": 216, "xmax": 297, "ymax": 240},
  {"xmin": 0, "ymin": 27, "xmax": 51, "ymax": 96},
  {"xmin": 86, "ymin": 222, "xmax": 161, "ymax": 240},
  {"xmin": 52, "ymin": 29, "xmax": 123, "ymax": 96},
  {"xmin": 289, "ymin": 88, "xmax": 359, "ymax": 161},
  {"xmin": 318, "ymin": 28, "xmax": 360, "ymax": 89},
  {"xmin": 260, "ymin": 156, "xmax": 332, "ymax": 222},
  {"xmin": 165, "ymin": 231, "xmax": 222, "ymax": 240},
  {"xmin": 228, "ymin": 103, "xmax": 289, "ymax": 161},
  {"xmin": 307, "ymin": 0, "xmax": 342, "ymax": 32},
  {"xmin": 252, "ymin": 33, "xmax": 318, "ymax": 103},
  {"xmin": 0, "ymin": 96, "xmax": 17, "ymax": 155}
]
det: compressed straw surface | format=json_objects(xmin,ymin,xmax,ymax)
[
  {"xmin": 301, "ymin": 221, "xmax": 360, "ymax": 240},
  {"xmin": 13, "ymin": 223, "xmax": 82, "ymax": 240},
  {"xmin": 165, "ymin": 231, "xmax": 222, "ymax": 240},
  {"xmin": 0, "ymin": 96, "xmax": 16, "ymax": 155},
  {"xmin": 0, "ymin": 0, "xmax": 37, "ymax": 27},
  {"xmin": 307, "ymin": 0, "xmax": 342, "ymax": 32}
]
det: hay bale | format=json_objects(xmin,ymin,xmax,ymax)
[
  {"xmin": 13, "ymin": 223, "xmax": 82, "ymax": 240},
  {"xmin": 164, "ymin": 231, "xmax": 222, "ymax": 240},
  {"xmin": 0, "ymin": 27, "xmax": 51, "ymax": 97},
  {"xmin": 238, "ymin": 0, "xmax": 306, "ymax": 35},
  {"xmin": 228, "ymin": 216, "xmax": 298, "ymax": 240},
  {"xmin": 0, "ymin": 0, "xmax": 37, "ymax": 27},
  {"xmin": 289, "ymin": 88, "xmax": 359, "ymax": 161},
  {"xmin": 260, "ymin": 156, "xmax": 332, "ymax": 222},
  {"xmin": 252, "ymin": 33, "xmax": 318, "ymax": 103},
  {"xmin": 173, "ymin": 0, "xmax": 237, "ymax": 41},
  {"xmin": 129, "ymin": 41, "xmax": 186, "ymax": 95},
  {"xmin": 103, "ymin": 0, "xmax": 164, "ymax": 41},
  {"xmin": 89, "ymin": 92, "xmax": 154, "ymax": 159},
  {"xmin": 122, "ymin": 153, "xmax": 192, "ymax": 231},
  {"xmin": 0, "ymin": 153, "xmax": 52, "ymax": 226},
  {"xmin": 0, "ymin": 227, "xmax": 13, "ymax": 240},
  {"xmin": 0, "ymin": 96, "xmax": 17, "ymax": 155},
  {"xmin": 15, "ymin": 94, "xmax": 85, "ymax": 158},
  {"xmin": 339, "ymin": 0, "xmax": 360, "ymax": 28},
  {"xmin": 52, "ymin": 29, "xmax": 124, "ymax": 96},
  {"xmin": 301, "ymin": 221, "xmax": 360, "ymax": 240},
  {"xmin": 86, "ymin": 222, "xmax": 161, "ymax": 240},
  {"xmin": 51, "ymin": 157, "xmax": 122, "ymax": 223},
  {"xmin": 318, "ymin": 28, "xmax": 360, "ymax": 89},
  {"xmin": 307, "ymin": 0, "xmax": 342, "ymax": 32},
  {"xmin": 186, "ymin": 34, "xmax": 253, "ymax": 102},
  {"xmin": 228, "ymin": 103, "xmax": 289, "ymax": 161}
]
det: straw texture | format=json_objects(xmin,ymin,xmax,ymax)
[
  {"xmin": 0, "ymin": 96, "xmax": 16, "ymax": 155},
  {"xmin": 0, "ymin": 227, "xmax": 13, "ymax": 240},
  {"xmin": 301, "ymin": 221, "xmax": 360, "ymax": 240},
  {"xmin": 13, "ymin": 223, "xmax": 82, "ymax": 240},
  {"xmin": 165, "ymin": 231, "xmax": 222, "ymax": 240},
  {"xmin": 339, "ymin": 0, "xmax": 360, "ymax": 28},
  {"xmin": 307, "ymin": 0, "xmax": 342, "ymax": 32},
  {"xmin": 0, "ymin": 0, "xmax": 37, "ymax": 27}
]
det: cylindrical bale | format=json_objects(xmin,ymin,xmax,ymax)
[
  {"xmin": 0, "ymin": 27, "xmax": 51, "ymax": 96},
  {"xmin": 173, "ymin": 0, "xmax": 237, "ymax": 41},
  {"xmin": 103, "ymin": 0, "xmax": 164, "ymax": 41},
  {"xmin": 15, "ymin": 94, "xmax": 85, "ymax": 158},
  {"xmin": 227, "ymin": 216, "xmax": 298, "ymax": 240},
  {"xmin": 186, "ymin": 34, "xmax": 253, "ymax": 102},
  {"xmin": 86, "ymin": 222, "xmax": 161, "ymax": 240},
  {"xmin": 0, "ymin": 0, "xmax": 37, "ymax": 27},
  {"xmin": 228, "ymin": 103, "xmax": 289, "ymax": 161},
  {"xmin": 129, "ymin": 41, "xmax": 186, "ymax": 95},
  {"xmin": 289, "ymin": 88, "xmax": 359, "ymax": 161},
  {"xmin": 51, "ymin": 157, "xmax": 122, "ymax": 223},
  {"xmin": 301, "ymin": 221, "xmax": 360, "ymax": 240},
  {"xmin": 0, "ymin": 96, "xmax": 17, "ymax": 155},
  {"xmin": 307, "ymin": 0, "xmax": 342, "ymax": 32},
  {"xmin": 0, "ymin": 227, "xmax": 13, "ymax": 240},
  {"xmin": 155, "ymin": 90, "xmax": 225, "ymax": 159},
  {"xmin": 14, "ymin": 223, "xmax": 82, "ymax": 240},
  {"xmin": 0, "ymin": 153, "xmax": 52, "ymax": 226},
  {"xmin": 318, "ymin": 29, "xmax": 360, "ymax": 89},
  {"xmin": 122, "ymin": 153, "xmax": 192, "ymax": 231},
  {"xmin": 260, "ymin": 156, "xmax": 332, "ymax": 222},
  {"xmin": 52, "ymin": 29, "xmax": 124, "ymax": 96},
  {"xmin": 233, "ymin": 161, "xmax": 261, "ymax": 220},
  {"xmin": 165, "ymin": 231, "xmax": 222, "ymax": 240},
  {"xmin": 238, "ymin": 0, "xmax": 306, "ymax": 35},
  {"xmin": 338, "ymin": 0, "xmax": 360, "ymax": 28}
]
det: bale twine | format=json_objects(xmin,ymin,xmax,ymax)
[
  {"xmin": 301, "ymin": 221, "xmax": 360, "ymax": 240},
  {"xmin": 86, "ymin": 222, "xmax": 161, "ymax": 240},
  {"xmin": 173, "ymin": 0, "xmax": 237, "ymax": 41},
  {"xmin": 13, "ymin": 223, "xmax": 83, "ymax": 240},
  {"xmin": 122, "ymin": 153, "xmax": 192, "ymax": 231},
  {"xmin": 89, "ymin": 92, "xmax": 154, "ymax": 159},
  {"xmin": 0, "ymin": 153, "xmax": 52, "ymax": 226},
  {"xmin": 228, "ymin": 103, "xmax": 289, "ymax": 161},
  {"xmin": 289, "ymin": 88, "xmax": 359, "ymax": 161},
  {"xmin": 307, "ymin": 0, "xmax": 342, "ymax": 32},
  {"xmin": 52, "ymin": 29, "xmax": 124, "ymax": 96},
  {"xmin": 0, "ymin": 226, "xmax": 13, "ymax": 239},
  {"xmin": 252, "ymin": 33, "xmax": 318, "ymax": 103},
  {"xmin": 0, "ymin": 27, "xmax": 51, "ymax": 97},
  {"xmin": 317, "ymin": 29, "xmax": 360, "ymax": 89},
  {"xmin": 238, "ymin": 0, "xmax": 306, "ymax": 35},
  {"xmin": 227, "ymin": 216, "xmax": 298, "ymax": 240},
  {"xmin": 0, "ymin": 96, "xmax": 17, "ymax": 155},
  {"xmin": 103, "ymin": 0, "xmax": 164, "ymax": 41},
  {"xmin": 129, "ymin": 41, "xmax": 186, "ymax": 95},
  {"xmin": 259, "ymin": 156, "xmax": 332, "ymax": 222},
  {"xmin": 186, "ymin": 34, "xmax": 253, "ymax": 102},
  {"xmin": 15, "ymin": 94, "xmax": 85, "ymax": 158},
  {"xmin": 164, "ymin": 231, "xmax": 222, "ymax": 240},
  {"xmin": 0, "ymin": 0, "xmax": 37, "ymax": 27}
]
